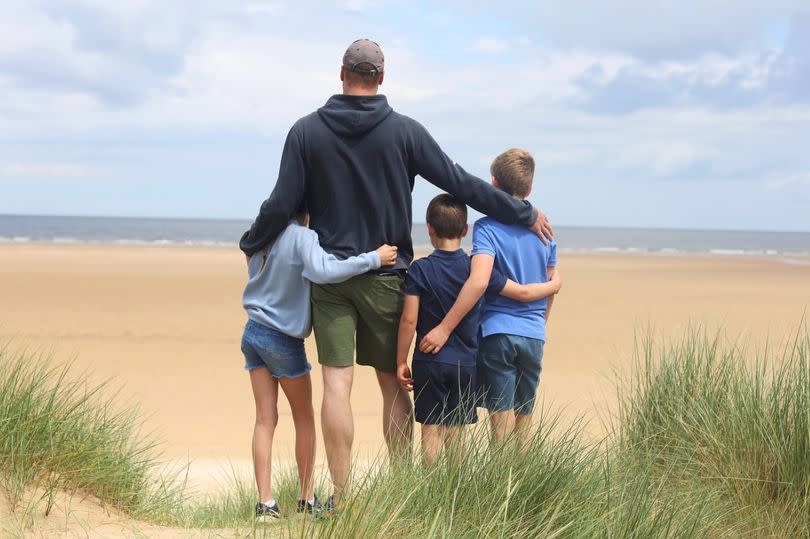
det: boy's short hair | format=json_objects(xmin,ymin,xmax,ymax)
[
  {"xmin": 426, "ymin": 194, "xmax": 467, "ymax": 239},
  {"xmin": 490, "ymin": 148, "xmax": 535, "ymax": 198}
]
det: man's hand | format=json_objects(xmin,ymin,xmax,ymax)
[
  {"xmin": 419, "ymin": 324, "xmax": 450, "ymax": 354},
  {"xmin": 530, "ymin": 210, "xmax": 554, "ymax": 245},
  {"xmin": 396, "ymin": 363, "xmax": 413, "ymax": 391},
  {"xmin": 376, "ymin": 244, "xmax": 398, "ymax": 267}
]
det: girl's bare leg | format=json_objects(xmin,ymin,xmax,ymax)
[
  {"xmin": 278, "ymin": 374, "xmax": 316, "ymax": 501},
  {"xmin": 250, "ymin": 367, "xmax": 280, "ymax": 502}
]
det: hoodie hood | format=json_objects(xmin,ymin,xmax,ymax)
[{"xmin": 317, "ymin": 94, "xmax": 393, "ymax": 138}]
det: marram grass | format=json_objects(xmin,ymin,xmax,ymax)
[
  {"xmin": 0, "ymin": 346, "xmax": 182, "ymax": 520},
  {"xmin": 617, "ymin": 329, "xmax": 810, "ymax": 536},
  {"xmin": 1, "ymin": 328, "xmax": 808, "ymax": 537}
]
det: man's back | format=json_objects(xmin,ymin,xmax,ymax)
[
  {"xmin": 239, "ymin": 96, "xmax": 538, "ymax": 264},
  {"xmin": 300, "ymin": 94, "xmax": 414, "ymax": 269},
  {"xmin": 472, "ymin": 217, "xmax": 557, "ymax": 342}
]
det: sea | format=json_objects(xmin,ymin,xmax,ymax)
[{"xmin": 1, "ymin": 214, "xmax": 809, "ymax": 258}]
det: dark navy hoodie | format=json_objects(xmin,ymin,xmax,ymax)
[{"xmin": 240, "ymin": 94, "xmax": 536, "ymax": 269}]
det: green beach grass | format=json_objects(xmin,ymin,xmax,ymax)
[{"xmin": 1, "ymin": 328, "xmax": 808, "ymax": 537}]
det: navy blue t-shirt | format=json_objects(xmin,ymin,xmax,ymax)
[{"xmin": 404, "ymin": 249, "xmax": 507, "ymax": 367}]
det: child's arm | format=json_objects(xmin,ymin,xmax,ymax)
[
  {"xmin": 545, "ymin": 267, "xmax": 557, "ymax": 321},
  {"xmin": 396, "ymin": 294, "xmax": 419, "ymax": 392},
  {"xmin": 498, "ymin": 271, "xmax": 562, "ymax": 302},
  {"xmin": 299, "ymin": 230, "xmax": 397, "ymax": 284},
  {"xmin": 418, "ymin": 254, "xmax": 494, "ymax": 354}
]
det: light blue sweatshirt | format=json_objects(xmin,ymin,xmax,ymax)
[{"xmin": 242, "ymin": 221, "xmax": 381, "ymax": 339}]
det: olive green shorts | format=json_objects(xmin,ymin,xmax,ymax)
[{"xmin": 311, "ymin": 273, "xmax": 405, "ymax": 373}]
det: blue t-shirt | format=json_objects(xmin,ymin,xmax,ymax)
[
  {"xmin": 471, "ymin": 217, "xmax": 557, "ymax": 342},
  {"xmin": 404, "ymin": 249, "xmax": 507, "ymax": 367}
]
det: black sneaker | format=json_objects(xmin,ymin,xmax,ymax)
[
  {"xmin": 255, "ymin": 501, "xmax": 280, "ymax": 522},
  {"xmin": 297, "ymin": 494, "xmax": 319, "ymax": 514},
  {"xmin": 315, "ymin": 495, "xmax": 338, "ymax": 519}
]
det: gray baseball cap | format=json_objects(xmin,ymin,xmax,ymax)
[{"xmin": 343, "ymin": 38, "xmax": 384, "ymax": 74}]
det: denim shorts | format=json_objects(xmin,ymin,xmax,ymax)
[
  {"xmin": 241, "ymin": 320, "xmax": 310, "ymax": 378},
  {"xmin": 412, "ymin": 360, "xmax": 478, "ymax": 426},
  {"xmin": 478, "ymin": 334, "xmax": 544, "ymax": 415}
]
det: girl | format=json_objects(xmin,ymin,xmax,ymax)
[{"xmin": 241, "ymin": 206, "xmax": 396, "ymax": 520}]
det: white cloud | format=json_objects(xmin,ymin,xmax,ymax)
[
  {"xmin": 471, "ymin": 37, "xmax": 508, "ymax": 53},
  {"xmin": 764, "ymin": 172, "xmax": 810, "ymax": 191},
  {"xmin": 614, "ymin": 141, "xmax": 716, "ymax": 177}
]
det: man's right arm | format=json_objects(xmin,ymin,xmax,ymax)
[
  {"xmin": 239, "ymin": 126, "xmax": 307, "ymax": 256},
  {"xmin": 410, "ymin": 122, "xmax": 552, "ymax": 242}
]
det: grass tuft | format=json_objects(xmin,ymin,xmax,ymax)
[
  {"xmin": 0, "ymin": 346, "xmax": 182, "ymax": 520},
  {"xmin": 2, "ymin": 328, "xmax": 808, "ymax": 537}
]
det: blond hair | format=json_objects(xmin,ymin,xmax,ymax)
[{"xmin": 490, "ymin": 148, "xmax": 535, "ymax": 198}]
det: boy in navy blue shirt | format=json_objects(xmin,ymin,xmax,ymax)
[
  {"xmin": 396, "ymin": 194, "xmax": 560, "ymax": 463},
  {"xmin": 419, "ymin": 149, "xmax": 558, "ymax": 444}
]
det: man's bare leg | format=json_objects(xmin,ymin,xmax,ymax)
[
  {"xmin": 321, "ymin": 365, "xmax": 354, "ymax": 504},
  {"xmin": 375, "ymin": 369, "xmax": 413, "ymax": 460}
]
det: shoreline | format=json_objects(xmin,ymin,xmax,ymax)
[{"xmin": 1, "ymin": 239, "xmax": 808, "ymax": 260}]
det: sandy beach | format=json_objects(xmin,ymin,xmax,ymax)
[{"xmin": 1, "ymin": 243, "xmax": 809, "ymax": 494}]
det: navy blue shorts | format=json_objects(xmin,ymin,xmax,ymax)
[
  {"xmin": 412, "ymin": 360, "xmax": 478, "ymax": 425},
  {"xmin": 478, "ymin": 334, "xmax": 544, "ymax": 415},
  {"xmin": 241, "ymin": 320, "xmax": 311, "ymax": 379}
]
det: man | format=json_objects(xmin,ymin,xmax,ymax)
[{"xmin": 240, "ymin": 38, "xmax": 553, "ymax": 507}]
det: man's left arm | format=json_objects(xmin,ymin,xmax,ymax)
[
  {"xmin": 239, "ymin": 126, "xmax": 307, "ymax": 257},
  {"xmin": 410, "ymin": 123, "xmax": 553, "ymax": 242}
]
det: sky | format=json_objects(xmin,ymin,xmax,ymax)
[{"xmin": 1, "ymin": 1, "xmax": 809, "ymax": 231}]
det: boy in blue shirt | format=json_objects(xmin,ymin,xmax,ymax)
[
  {"xmin": 419, "ymin": 149, "xmax": 557, "ymax": 444},
  {"xmin": 396, "ymin": 194, "xmax": 560, "ymax": 462}
]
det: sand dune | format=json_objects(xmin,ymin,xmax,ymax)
[{"xmin": 1, "ymin": 243, "xmax": 809, "ymax": 499}]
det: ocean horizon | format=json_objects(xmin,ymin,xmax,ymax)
[{"xmin": 1, "ymin": 214, "xmax": 808, "ymax": 257}]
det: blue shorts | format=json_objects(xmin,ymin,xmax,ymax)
[
  {"xmin": 241, "ymin": 320, "xmax": 311, "ymax": 379},
  {"xmin": 412, "ymin": 360, "xmax": 478, "ymax": 426},
  {"xmin": 478, "ymin": 334, "xmax": 544, "ymax": 415}
]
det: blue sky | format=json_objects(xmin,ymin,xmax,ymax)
[{"xmin": 1, "ymin": 1, "xmax": 809, "ymax": 231}]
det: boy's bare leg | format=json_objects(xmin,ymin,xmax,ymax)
[
  {"xmin": 375, "ymin": 369, "xmax": 414, "ymax": 459},
  {"xmin": 321, "ymin": 365, "xmax": 354, "ymax": 504},
  {"xmin": 442, "ymin": 425, "xmax": 464, "ymax": 464},
  {"xmin": 279, "ymin": 374, "xmax": 316, "ymax": 501},
  {"xmin": 514, "ymin": 413, "xmax": 533, "ymax": 448},
  {"xmin": 489, "ymin": 411, "xmax": 515, "ymax": 443},
  {"xmin": 421, "ymin": 425, "xmax": 441, "ymax": 464},
  {"xmin": 250, "ymin": 368, "xmax": 280, "ymax": 503}
]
